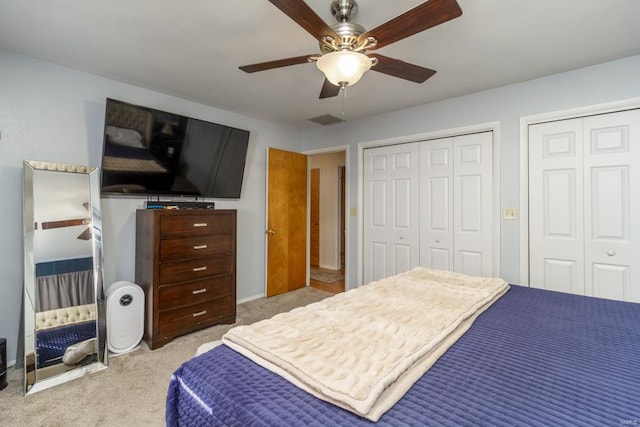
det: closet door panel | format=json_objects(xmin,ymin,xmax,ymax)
[
  {"xmin": 428, "ymin": 248, "xmax": 450, "ymax": 271},
  {"xmin": 363, "ymin": 143, "xmax": 420, "ymax": 284},
  {"xmin": 583, "ymin": 109, "xmax": 640, "ymax": 302},
  {"xmin": 453, "ymin": 133, "xmax": 493, "ymax": 276},
  {"xmin": 419, "ymin": 139, "xmax": 453, "ymax": 270},
  {"xmin": 370, "ymin": 242, "xmax": 387, "ymax": 282},
  {"xmin": 529, "ymin": 119, "xmax": 585, "ymax": 294},
  {"xmin": 459, "ymin": 250, "xmax": 483, "ymax": 277}
]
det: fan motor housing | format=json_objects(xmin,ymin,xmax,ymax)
[
  {"xmin": 331, "ymin": 0, "xmax": 358, "ymax": 23},
  {"xmin": 322, "ymin": 22, "xmax": 367, "ymax": 53}
]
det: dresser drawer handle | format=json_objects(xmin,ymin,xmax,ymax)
[
  {"xmin": 192, "ymin": 288, "xmax": 207, "ymax": 295},
  {"xmin": 193, "ymin": 244, "xmax": 208, "ymax": 250},
  {"xmin": 192, "ymin": 266, "xmax": 207, "ymax": 272},
  {"xmin": 193, "ymin": 223, "xmax": 208, "ymax": 227},
  {"xmin": 192, "ymin": 310, "xmax": 207, "ymax": 317}
]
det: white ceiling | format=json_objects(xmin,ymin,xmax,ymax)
[{"xmin": 1, "ymin": 0, "xmax": 640, "ymax": 128}]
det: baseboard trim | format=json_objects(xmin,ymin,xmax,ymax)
[{"xmin": 236, "ymin": 294, "xmax": 264, "ymax": 305}]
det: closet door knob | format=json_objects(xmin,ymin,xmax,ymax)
[{"xmin": 607, "ymin": 250, "xmax": 615, "ymax": 256}]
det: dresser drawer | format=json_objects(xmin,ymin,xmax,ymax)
[
  {"xmin": 158, "ymin": 296, "xmax": 234, "ymax": 338},
  {"xmin": 160, "ymin": 235, "xmax": 233, "ymax": 261},
  {"xmin": 159, "ymin": 255, "xmax": 233, "ymax": 284},
  {"xmin": 159, "ymin": 275, "xmax": 233, "ymax": 307},
  {"xmin": 160, "ymin": 214, "xmax": 235, "ymax": 238}
]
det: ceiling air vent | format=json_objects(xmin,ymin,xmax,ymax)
[{"xmin": 307, "ymin": 114, "xmax": 345, "ymax": 126}]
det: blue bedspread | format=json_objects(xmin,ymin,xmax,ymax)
[
  {"xmin": 166, "ymin": 285, "xmax": 640, "ymax": 426},
  {"xmin": 36, "ymin": 321, "xmax": 96, "ymax": 368}
]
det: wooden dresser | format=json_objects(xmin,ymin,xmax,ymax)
[{"xmin": 135, "ymin": 209, "xmax": 236, "ymax": 349}]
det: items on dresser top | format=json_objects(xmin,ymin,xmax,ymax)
[
  {"xmin": 144, "ymin": 200, "xmax": 215, "ymax": 210},
  {"xmin": 135, "ymin": 209, "xmax": 236, "ymax": 350}
]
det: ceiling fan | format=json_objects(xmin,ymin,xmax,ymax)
[
  {"xmin": 239, "ymin": 0, "xmax": 463, "ymax": 99},
  {"xmin": 38, "ymin": 202, "xmax": 92, "ymax": 240}
]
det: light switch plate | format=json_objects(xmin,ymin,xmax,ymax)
[{"xmin": 503, "ymin": 208, "xmax": 518, "ymax": 220}]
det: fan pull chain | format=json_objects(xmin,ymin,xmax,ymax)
[{"xmin": 341, "ymin": 85, "xmax": 347, "ymax": 119}]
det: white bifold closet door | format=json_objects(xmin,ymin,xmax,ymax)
[
  {"xmin": 419, "ymin": 133, "xmax": 493, "ymax": 277},
  {"xmin": 363, "ymin": 132, "xmax": 493, "ymax": 284},
  {"xmin": 363, "ymin": 143, "xmax": 420, "ymax": 284},
  {"xmin": 529, "ymin": 109, "xmax": 640, "ymax": 302}
]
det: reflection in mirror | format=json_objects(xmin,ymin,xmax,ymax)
[{"xmin": 23, "ymin": 161, "xmax": 108, "ymax": 394}]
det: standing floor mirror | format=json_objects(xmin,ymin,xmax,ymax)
[{"xmin": 23, "ymin": 160, "xmax": 108, "ymax": 394}]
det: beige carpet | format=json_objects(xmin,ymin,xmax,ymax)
[
  {"xmin": 0, "ymin": 287, "xmax": 331, "ymax": 427},
  {"xmin": 310, "ymin": 268, "xmax": 344, "ymax": 283}
]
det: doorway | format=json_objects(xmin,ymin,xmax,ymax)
[{"xmin": 308, "ymin": 151, "xmax": 346, "ymax": 294}]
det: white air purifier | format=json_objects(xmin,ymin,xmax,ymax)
[{"xmin": 106, "ymin": 281, "xmax": 144, "ymax": 354}]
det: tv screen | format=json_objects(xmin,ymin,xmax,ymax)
[{"xmin": 100, "ymin": 98, "xmax": 250, "ymax": 198}]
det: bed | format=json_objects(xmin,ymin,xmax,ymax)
[
  {"xmin": 35, "ymin": 304, "xmax": 97, "ymax": 368},
  {"xmin": 34, "ymin": 258, "xmax": 98, "ymax": 369},
  {"xmin": 166, "ymin": 269, "xmax": 640, "ymax": 426},
  {"xmin": 101, "ymin": 100, "xmax": 174, "ymax": 192}
]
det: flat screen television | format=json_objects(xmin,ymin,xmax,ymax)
[{"xmin": 100, "ymin": 98, "xmax": 250, "ymax": 198}]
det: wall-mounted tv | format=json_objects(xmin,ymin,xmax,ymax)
[{"xmin": 100, "ymin": 98, "xmax": 250, "ymax": 198}]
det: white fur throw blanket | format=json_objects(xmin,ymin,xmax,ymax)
[{"xmin": 222, "ymin": 267, "xmax": 509, "ymax": 421}]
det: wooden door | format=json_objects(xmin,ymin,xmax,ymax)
[
  {"xmin": 363, "ymin": 143, "xmax": 420, "ymax": 284},
  {"xmin": 266, "ymin": 148, "xmax": 307, "ymax": 297},
  {"xmin": 310, "ymin": 168, "xmax": 320, "ymax": 267}
]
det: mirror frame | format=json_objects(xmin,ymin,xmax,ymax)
[{"xmin": 23, "ymin": 160, "xmax": 108, "ymax": 394}]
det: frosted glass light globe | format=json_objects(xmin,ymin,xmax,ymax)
[{"xmin": 317, "ymin": 51, "xmax": 372, "ymax": 87}]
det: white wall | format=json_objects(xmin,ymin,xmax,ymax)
[
  {"xmin": 0, "ymin": 49, "xmax": 301, "ymax": 364},
  {"xmin": 301, "ymin": 55, "xmax": 640, "ymax": 288}
]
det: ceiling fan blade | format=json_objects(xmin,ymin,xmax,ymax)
[
  {"xmin": 267, "ymin": 0, "xmax": 338, "ymax": 41},
  {"xmin": 370, "ymin": 54, "xmax": 436, "ymax": 83},
  {"xmin": 239, "ymin": 55, "xmax": 315, "ymax": 73},
  {"xmin": 77, "ymin": 227, "xmax": 92, "ymax": 241},
  {"xmin": 41, "ymin": 218, "xmax": 89, "ymax": 230},
  {"xmin": 359, "ymin": 0, "xmax": 462, "ymax": 50},
  {"xmin": 319, "ymin": 79, "xmax": 341, "ymax": 99}
]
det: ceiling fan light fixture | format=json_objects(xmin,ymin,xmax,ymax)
[{"xmin": 316, "ymin": 50, "xmax": 372, "ymax": 87}]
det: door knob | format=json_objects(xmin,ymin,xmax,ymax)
[
  {"xmin": 266, "ymin": 229, "xmax": 276, "ymax": 235},
  {"xmin": 607, "ymin": 250, "xmax": 615, "ymax": 256}
]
